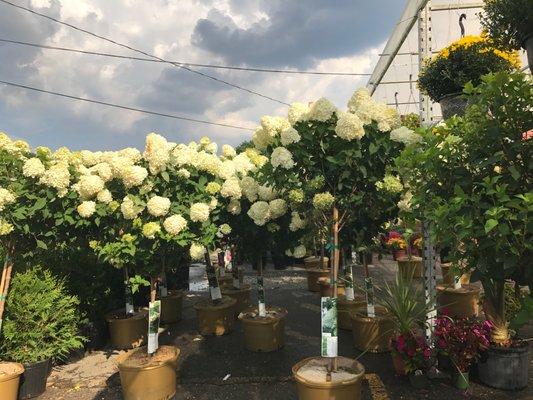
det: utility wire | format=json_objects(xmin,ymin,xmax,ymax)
[
  {"xmin": 0, "ymin": 0, "xmax": 289, "ymax": 106},
  {"xmin": 0, "ymin": 38, "xmax": 371, "ymax": 77},
  {"xmin": 0, "ymin": 79, "xmax": 254, "ymax": 131}
]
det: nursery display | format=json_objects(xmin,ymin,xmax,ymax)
[
  {"xmin": 436, "ymin": 283, "xmax": 481, "ymax": 319},
  {"xmin": 395, "ymin": 230, "xmax": 423, "ymax": 279},
  {"xmin": 350, "ymin": 305, "xmax": 395, "ymax": 353},
  {"xmin": 398, "ymin": 71, "xmax": 532, "ymax": 391},
  {"xmin": 418, "ymin": 35, "xmax": 520, "ymax": 118}
]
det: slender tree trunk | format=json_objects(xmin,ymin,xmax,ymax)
[
  {"xmin": 150, "ymin": 276, "xmax": 157, "ymax": 303},
  {"xmin": 0, "ymin": 243, "xmax": 14, "ymax": 334},
  {"xmin": 124, "ymin": 266, "xmax": 134, "ymax": 316},
  {"xmin": 204, "ymin": 250, "xmax": 221, "ymax": 304},
  {"xmin": 331, "ymin": 207, "xmax": 340, "ymax": 371},
  {"xmin": 320, "ymin": 240, "xmax": 326, "ymax": 270},
  {"xmin": 257, "ymin": 254, "xmax": 266, "ymax": 317}
]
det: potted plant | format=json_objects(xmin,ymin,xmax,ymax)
[
  {"xmin": 434, "ymin": 313, "xmax": 493, "ymax": 390},
  {"xmin": 480, "ymin": 0, "xmax": 533, "ymax": 73},
  {"xmin": 385, "ymin": 232, "xmax": 407, "ymax": 260},
  {"xmin": 399, "ymin": 72, "xmax": 532, "ymax": 391},
  {"xmin": 0, "ymin": 268, "xmax": 85, "ymax": 399},
  {"xmin": 396, "ymin": 229, "xmax": 423, "ymax": 279},
  {"xmin": 253, "ymin": 88, "xmax": 410, "ymax": 398},
  {"xmin": 418, "ymin": 35, "xmax": 521, "ymax": 118}
]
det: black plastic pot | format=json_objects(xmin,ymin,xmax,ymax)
[
  {"xmin": 437, "ymin": 353, "xmax": 452, "ymax": 372},
  {"xmin": 478, "ymin": 343, "xmax": 529, "ymax": 390},
  {"xmin": 18, "ymin": 359, "xmax": 51, "ymax": 399}
]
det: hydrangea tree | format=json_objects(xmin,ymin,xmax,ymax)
[{"xmin": 252, "ymin": 88, "xmax": 416, "ymax": 369}]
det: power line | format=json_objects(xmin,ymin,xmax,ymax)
[
  {"xmin": 0, "ymin": 79, "xmax": 254, "ymax": 131},
  {"xmin": 0, "ymin": 38, "xmax": 371, "ymax": 77},
  {"xmin": 0, "ymin": 0, "xmax": 289, "ymax": 106}
]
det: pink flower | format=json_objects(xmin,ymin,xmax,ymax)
[
  {"xmin": 396, "ymin": 335, "xmax": 406, "ymax": 353},
  {"xmin": 423, "ymin": 348, "xmax": 431, "ymax": 359},
  {"xmin": 522, "ymin": 129, "xmax": 533, "ymax": 141}
]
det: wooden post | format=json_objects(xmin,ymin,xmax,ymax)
[{"xmin": 0, "ymin": 244, "xmax": 14, "ymax": 334}]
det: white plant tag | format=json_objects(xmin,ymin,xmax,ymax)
[
  {"xmin": 345, "ymin": 286, "xmax": 355, "ymax": 301},
  {"xmin": 258, "ymin": 302, "xmax": 266, "ymax": 317},
  {"xmin": 365, "ymin": 277, "xmax": 376, "ymax": 318},
  {"xmin": 160, "ymin": 285, "xmax": 168, "ymax": 298},
  {"xmin": 210, "ymin": 286, "xmax": 222, "ymax": 300},
  {"xmin": 147, "ymin": 300, "xmax": 161, "ymax": 354},
  {"xmin": 125, "ymin": 302, "xmax": 134, "ymax": 315},
  {"xmin": 321, "ymin": 297, "xmax": 338, "ymax": 357},
  {"xmin": 453, "ymin": 277, "xmax": 461, "ymax": 290}
]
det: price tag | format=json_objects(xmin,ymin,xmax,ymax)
[
  {"xmin": 148, "ymin": 300, "xmax": 161, "ymax": 354},
  {"xmin": 321, "ymin": 297, "xmax": 338, "ymax": 357},
  {"xmin": 365, "ymin": 277, "xmax": 376, "ymax": 318},
  {"xmin": 257, "ymin": 276, "xmax": 266, "ymax": 316},
  {"xmin": 125, "ymin": 284, "xmax": 134, "ymax": 314}
]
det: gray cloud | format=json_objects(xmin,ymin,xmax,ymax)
[{"xmin": 192, "ymin": 0, "xmax": 403, "ymax": 68}]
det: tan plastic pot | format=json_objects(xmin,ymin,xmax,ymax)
[
  {"xmin": 397, "ymin": 256, "xmax": 423, "ymax": 279},
  {"xmin": 306, "ymin": 268, "xmax": 331, "ymax": 292},
  {"xmin": 221, "ymin": 284, "xmax": 251, "ymax": 316},
  {"xmin": 117, "ymin": 345, "xmax": 179, "ymax": 400},
  {"xmin": 337, "ymin": 297, "xmax": 366, "ymax": 330},
  {"xmin": 239, "ymin": 307, "xmax": 287, "ymax": 352},
  {"xmin": 317, "ymin": 277, "xmax": 345, "ymax": 298},
  {"xmin": 293, "ymin": 357, "xmax": 365, "ymax": 400},
  {"xmin": 160, "ymin": 291, "xmax": 183, "ymax": 324},
  {"xmin": 351, "ymin": 306, "xmax": 395, "ymax": 353},
  {"xmin": 304, "ymin": 256, "xmax": 329, "ymax": 270},
  {"xmin": 106, "ymin": 309, "xmax": 148, "ymax": 350},
  {"xmin": 219, "ymin": 267, "xmax": 244, "ymax": 288},
  {"xmin": 194, "ymin": 296, "xmax": 236, "ymax": 336},
  {"xmin": 0, "ymin": 362, "xmax": 24, "ymax": 400},
  {"xmin": 440, "ymin": 263, "xmax": 470, "ymax": 286},
  {"xmin": 437, "ymin": 284, "xmax": 481, "ymax": 318}
]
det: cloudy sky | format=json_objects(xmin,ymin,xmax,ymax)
[{"xmin": 0, "ymin": 0, "xmax": 410, "ymax": 151}]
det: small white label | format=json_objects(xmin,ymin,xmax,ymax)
[
  {"xmin": 258, "ymin": 302, "xmax": 266, "ymax": 317},
  {"xmin": 367, "ymin": 303, "xmax": 375, "ymax": 318},
  {"xmin": 233, "ymin": 278, "xmax": 241, "ymax": 289},
  {"xmin": 126, "ymin": 302, "xmax": 134, "ymax": 315},
  {"xmin": 147, "ymin": 300, "xmax": 161, "ymax": 354},
  {"xmin": 345, "ymin": 287, "xmax": 355, "ymax": 301},
  {"xmin": 210, "ymin": 286, "xmax": 222, "ymax": 300},
  {"xmin": 160, "ymin": 286, "xmax": 168, "ymax": 297},
  {"xmin": 453, "ymin": 279, "xmax": 461, "ymax": 290}
]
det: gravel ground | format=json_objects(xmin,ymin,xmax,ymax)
[{"xmin": 38, "ymin": 259, "xmax": 532, "ymax": 400}]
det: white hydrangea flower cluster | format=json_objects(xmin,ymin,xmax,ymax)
[
  {"xmin": 240, "ymin": 176, "xmax": 260, "ymax": 202},
  {"xmin": 76, "ymin": 174, "xmax": 105, "ymax": 200},
  {"xmin": 221, "ymin": 144, "xmax": 236, "ymax": 159},
  {"xmin": 232, "ymin": 153, "xmax": 255, "ymax": 176},
  {"xmin": 147, "ymin": 196, "xmax": 171, "ymax": 217},
  {"xmin": 270, "ymin": 147, "xmax": 294, "ymax": 169},
  {"xmin": 376, "ymin": 175, "xmax": 404, "ymax": 193},
  {"xmin": 121, "ymin": 196, "xmax": 144, "ymax": 220},
  {"xmin": 22, "ymin": 158, "xmax": 46, "ymax": 178},
  {"xmin": 220, "ymin": 177, "xmax": 242, "ymax": 199},
  {"xmin": 190, "ymin": 202, "xmax": 210, "ymax": 222},
  {"xmin": 286, "ymin": 245, "xmax": 306, "ymax": 259},
  {"xmin": 0, "ymin": 188, "xmax": 16, "ymax": 211},
  {"xmin": 39, "ymin": 163, "xmax": 71, "ymax": 197},
  {"xmin": 397, "ymin": 191, "xmax": 413, "ymax": 212},
  {"xmin": 289, "ymin": 212, "xmax": 306, "ymax": 231},
  {"xmin": 189, "ymin": 242, "xmax": 206, "ymax": 261},
  {"xmin": 77, "ymin": 201, "xmax": 96, "ymax": 218},
  {"xmin": 269, "ymin": 199, "xmax": 287, "ymax": 219},
  {"xmin": 163, "ymin": 214, "xmax": 187, "ymax": 235},
  {"xmin": 252, "ymin": 116, "xmax": 291, "ymax": 150},
  {"xmin": 258, "ymin": 185, "xmax": 277, "ymax": 201},
  {"xmin": 347, "ymin": 88, "xmax": 401, "ymax": 132},
  {"xmin": 227, "ymin": 198, "xmax": 241, "ymax": 215},
  {"xmin": 335, "ymin": 111, "xmax": 365, "ymax": 141},
  {"xmin": 390, "ymin": 126, "xmax": 422, "ymax": 146},
  {"xmin": 247, "ymin": 198, "xmax": 287, "ymax": 226},
  {"xmin": 313, "ymin": 192, "xmax": 335, "ymax": 210},
  {"xmin": 307, "ymin": 98, "xmax": 337, "ymax": 122},
  {"xmin": 287, "ymin": 102, "xmax": 309, "ymax": 125},
  {"xmin": 143, "ymin": 133, "xmax": 172, "ymax": 174},
  {"xmin": 280, "ymin": 127, "xmax": 301, "ymax": 146},
  {"xmin": 142, "ymin": 222, "xmax": 161, "ymax": 239},
  {"xmin": 0, "ymin": 219, "xmax": 14, "ymax": 236},
  {"xmin": 97, "ymin": 189, "xmax": 113, "ymax": 204}
]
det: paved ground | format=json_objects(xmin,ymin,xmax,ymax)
[{"xmin": 39, "ymin": 258, "xmax": 532, "ymax": 400}]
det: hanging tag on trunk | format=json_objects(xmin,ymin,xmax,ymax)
[
  {"xmin": 218, "ymin": 252, "xmax": 226, "ymax": 277},
  {"xmin": 159, "ymin": 285, "xmax": 168, "ymax": 298},
  {"xmin": 125, "ymin": 284, "xmax": 135, "ymax": 315},
  {"xmin": 344, "ymin": 265, "xmax": 355, "ymax": 301},
  {"xmin": 453, "ymin": 276, "xmax": 461, "ymax": 290},
  {"xmin": 257, "ymin": 276, "xmax": 266, "ymax": 317},
  {"xmin": 321, "ymin": 297, "xmax": 338, "ymax": 357},
  {"xmin": 210, "ymin": 286, "xmax": 222, "ymax": 301},
  {"xmin": 365, "ymin": 277, "xmax": 376, "ymax": 318},
  {"xmin": 147, "ymin": 300, "xmax": 161, "ymax": 354},
  {"xmin": 207, "ymin": 263, "xmax": 222, "ymax": 301}
]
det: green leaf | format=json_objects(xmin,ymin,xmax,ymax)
[
  {"xmin": 484, "ymin": 219, "xmax": 498, "ymax": 233},
  {"xmin": 161, "ymin": 171, "xmax": 170, "ymax": 183},
  {"xmin": 36, "ymin": 240, "xmax": 48, "ymax": 250}
]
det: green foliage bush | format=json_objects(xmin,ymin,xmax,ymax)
[
  {"xmin": 0, "ymin": 267, "xmax": 85, "ymax": 363},
  {"xmin": 480, "ymin": 0, "xmax": 532, "ymax": 50}
]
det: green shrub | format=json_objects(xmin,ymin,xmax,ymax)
[
  {"xmin": 480, "ymin": 0, "xmax": 532, "ymax": 50},
  {"xmin": 0, "ymin": 268, "xmax": 85, "ymax": 363}
]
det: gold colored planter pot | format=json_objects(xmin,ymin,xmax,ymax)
[
  {"xmin": 304, "ymin": 256, "xmax": 329, "ymax": 270},
  {"xmin": 117, "ymin": 345, "xmax": 179, "ymax": 400},
  {"xmin": 160, "ymin": 291, "xmax": 183, "ymax": 324},
  {"xmin": 106, "ymin": 309, "xmax": 148, "ymax": 350},
  {"xmin": 337, "ymin": 297, "xmax": 366, "ymax": 330},
  {"xmin": 292, "ymin": 357, "xmax": 365, "ymax": 400},
  {"xmin": 317, "ymin": 278, "xmax": 345, "ymax": 298},
  {"xmin": 397, "ymin": 256, "xmax": 423, "ymax": 279},
  {"xmin": 221, "ymin": 284, "xmax": 251, "ymax": 316},
  {"xmin": 437, "ymin": 284, "xmax": 481, "ymax": 318},
  {"xmin": 351, "ymin": 306, "xmax": 395, "ymax": 353},
  {"xmin": 0, "ymin": 362, "xmax": 24, "ymax": 400},
  {"xmin": 239, "ymin": 307, "xmax": 287, "ymax": 352},
  {"xmin": 306, "ymin": 268, "xmax": 331, "ymax": 292},
  {"xmin": 440, "ymin": 263, "xmax": 471, "ymax": 286},
  {"xmin": 194, "ymin": 296, "xmax": 237, "ymax": 336}
]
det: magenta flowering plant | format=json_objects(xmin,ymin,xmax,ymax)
[
  {"xmin": 434, "ymin": 312, "xmax": 493, "ymax": 372},
  {"xmin": 391, "ymin": 331, "xmax": 433, "ymax": 374}
]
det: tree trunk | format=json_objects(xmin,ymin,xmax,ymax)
[
  {"xmin": 150, "ymin": 276, "xmax": 157, "ymax": 303},
  {"xmin": 0, "ymin": 244, "xmax": 15, "ymax": 334},
  {"xmin": 204, "ymin": 250, "xmax": 221, "ymax": 304},
  {"xmin": 330, "ymin": 207, "xmax": 341, "ymax": 373},
  {"xmin": 124, "ymin": 266, "xmax": 134, "ymax": 315},
  {"xmin": 320, "ymin": 241, "xmax": 326, "ymax": 270},
  {"xmin": 257, "ymin": 254, "xmax": 266, "ymax": 317}
]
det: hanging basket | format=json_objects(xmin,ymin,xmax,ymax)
[{"xmin": 439, "ymin": 93, "xmax": 469, "ymax": 120}]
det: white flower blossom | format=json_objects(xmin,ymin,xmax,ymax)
[
  {"xmin": 121, "ymin": 196, "xmax": 144, "ymax": 220},
  {"xmin": 308, "ymin": 97, "xmax": 336, "ymax": 121},
  {"xmin": 280, "ymin": 127, "xmax": 301, "ymax": 146},
  {"xmin": 270, "ymin": 147, "xmax": 294, "ymax": 169},
  {"xmin": 289, "ymin": 212, "xmax": 306, "ymax": 231},
  {"xmin": 77, "ymin": 175, "xmax": 105, "ymax": 199},
  {"xmin": 22, "ymin": 158, "xmax": 46, "ymax": 178},
  {"xmin": 190, "ymin": 202, "xmax": 210, "ymax": 222},
  {"xmin": 77, "ymin": 201, "xmax": 96, "ymax": 218},
  {"xmin": 143, "ymin": 132, "xmax": 171, "ymax": 174},
  {"xmin": 97, "ymin": 189, "xmax": 113, "ymax": 204},
  {"xmin": 247, "ymin": 201, "xmax": 271, "ymax": 226},
  {"xmin": 189, "ymin": 242, "xmax": 206, "ymax": 261},
  {"xmin": 163, "ymin": 214, "xmax": 188, "ymax": 235},
  {"xmin": 142, "ymin": 222, "xmax": 161, "ymax": 239},
  {"xmin": 288, "ymin": 102, "xmax": 309, "ymax": 125},
  {"xmin": 335, "ymin": 111, "xmax": 365, "ymax": 140},
  {"xmin": 292, "ymin": 245, "xmax": 307, "ymax": 259},
  {"xmin": 240, "ymin": 176, "xmax": 259, "ymax": 202},
  {"xmin": 0, "ymin": 188, "xmax": 16, "ymax": 211},
  {"xmin": 390, "ymin": 126, "xmax": 422, "ymax": 146},
  {"xmin": 121, "ymin": 165, "xmax": 148, "ymax": 188},
  {"xmin": 222, "ymin": 144, "xmax": 236, "ymax": 159},
  {"xmin": 39, "ymin": 164, "xmax": 70, "ymax": 192},
  {"xmin": 147, "ymin": 196, "xmax": 171, "ymax": 217},
  {"xmin": 269, "ymin": 198, "xmax": 287, "ymax": 219},
  {"xmin": 227, "ymin": 198, "xmax": 241, "ymax": 215},
  {"xmin": 220, "ymin": 177, "xmax": 242, "ymax": 199}
]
